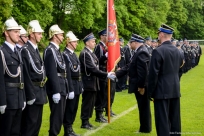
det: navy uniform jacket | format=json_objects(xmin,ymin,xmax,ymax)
[
  {"xmin": 44, "ymin": 43, "xmax": 70, "ymax": 96},
  {"xmin": 117, "ymin": 47, "xmax": 126, "ymax": 68},
  {"xmin": 94, "ymin": 41, "xmax": 107, "ymax": 72},
  {"xmin": 116, "ymin": 45, "xmax": 150, "ymax": 94},
  {"xmin": 63, "ymin": 48, "xmax": 82, "ymax": 95},
  {"xmin": 79, "ymin": 47, "xmax": 107, "ymax": 91},
  {"xmin": 148, "ymin": 41, "xmax": 183, "ymax": 99},
  {"xmin": 0, "ymin": 42, "xmax": 25, "ymax": 109},
  {"xmin": 145, "ymin": 44, "xmax": 153, "ymax": 56},
  {"xmin": 20, "ymin": 42, "xmax": 47, "ymax": 104},
  {"xmin": 123, "ymin": 45, "xmax": 132, "ymax": 64}
]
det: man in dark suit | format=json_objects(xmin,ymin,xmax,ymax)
[
  {"xmin": 44, "ymin": 25, "xmax": 74, "ymax": 136},
  {"xmin": 175, "ymin": 42, "xmax": 185, "ymax": 80},
  {"xmin": 114, "ymin": 34, "xmax": 152, "ymax": 133},
  {"xmin": 16, "ymin": 25, "xmax": 28, "ymax": 50},
  {"xmin": 20, "ymin": 20, "xmax": 48, "ymax": 136},
  {"xmin": 145, "ymin": 37, "xmax": 153, "ymax": 56},
  {"xmin": 122, "ymin": 42, "xmax": 132, "ymax": 89},
  {"xmin": 79, "ymin": 33, "xmax": 115, "ymax": 130},
  {"xmin": 63, "ymin": 31, "xmax": 82, "ymax": 136},
  {"xmin": 93, "ymin": 29, "xmax": 109, "ymax": 122},
  {"xmin": 0, "ymin": 17, "xmax": 26, "ymax": 136},
  {"xmin": 148, "ymin": 24, "xmax": 183, "ymax": 136},
  {"xmin": 116, "ymin": 38, "xmax": 127, "ymax": 92}
]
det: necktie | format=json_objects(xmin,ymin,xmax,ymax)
[
  {"xmin": 36, "ymin": 48, "xmax": 40, "ymax": 56},
  {"xmin": 14, "ymin": 47, "xmax": 18, "ymax": 57}
]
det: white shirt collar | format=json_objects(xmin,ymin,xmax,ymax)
[
  {"xmin": 28, "ymin": 40, "xmax": 38, "ymax": 50},
  {"xmin": 66, "ymin": 47, "xmax": 74, "ymax": 54},
  {"xmin": 51, "ymin": 42, "xmax": 59, "ymax": 50},
  {"xmin": 5, "ymin": 41, "xmax": 16, "ymax": 52},
  {"xmin": 16, "ymin": 44, "xmax": 22, "ymax": 48},
  {"xmin": 85, "ymin": 47, "xmax": 93, "ymax": 53},
  {"xmin": 100, "ymin": 41, "xmax": 106, "ymax": 47}
]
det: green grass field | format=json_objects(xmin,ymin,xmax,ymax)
[{"xmin": 39, "ymin": 49, "xmax": 204, "ymax": 136}]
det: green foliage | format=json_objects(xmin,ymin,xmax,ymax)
[
  {"xmin": 179, "ymin": 0, "xmax": 204, "ymax": 39},
  {"xmin": 167, "ymin": 0, "xmax": 188, "ymax": 38},
  {"xmin": 0, "ymin": 0, "xmax": 204, "ymax": 45}
]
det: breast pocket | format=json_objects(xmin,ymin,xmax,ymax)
[
  {"xmin": 82, "ymin": 76, "xmax": 94, "ymax": 90},
  {"xmin": 6, "ymin": 61, "xmax": 19, "ymax": 72}
]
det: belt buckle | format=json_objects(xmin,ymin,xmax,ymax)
[
  {"xmin": 19, "ymin": 83, "xmax": 24, "ymax": 89},
  {"xmin": 40, "ymin": 81, "xmax": 45, "ymax": 87}
]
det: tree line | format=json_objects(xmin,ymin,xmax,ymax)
[{"xmin": 0, "ymin": 0, "xmax": 204, "ymax": 44}]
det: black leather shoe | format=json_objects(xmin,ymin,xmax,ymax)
[
  {"xmin": 101, "ymin": 116, "xmax": 108, "ymax": 121},
  {"xmin": 95, "ymin": 117, "xmax": 108, "ymax": 123},
  {"xmin": 81, "ymin": 124, "xmax": 93, "ymax": 130},
  {"xmin": 111, "ymin": 112, "xmax": 117, "ymax": 116},
  {"xmin": 64, "ymin": 126, "xmax": 80, "ymax": 136},
  {"xmin": 105, "ymin": 113, "xmax": 115, "ymax": 117}
]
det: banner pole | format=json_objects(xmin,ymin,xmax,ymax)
[{"xmin": 108, "ymin": 78, "xmax": 111, "ymax": 123}]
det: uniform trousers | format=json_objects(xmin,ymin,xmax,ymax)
[
  {"xmin": 48, "ymin": 95, "xmax": 66, "ymax": 136},
  {"xmin": 21, "ymin": 104, "xmax": 43, "ymax": 136},
  {"xmin": 116, "ymin": 75, "xmax": 127, "ymax": 91},
  {"xmin": 81, "ymin": 91, "xmax": 96, "ymax": 123},
  {"xmin": 0, "ymin": 109, "xmax": 22, "ymax": 136},
  {"xmin": 134, "ymin": 87, "xmax": 152, "ymax": 132},
  {"xmin": 103, "ymin": 80, "xmax": 116, "ymax": 111},
  {"xmin": 63, "ymin": 94, "xmax": 80, "ymax": 128},
  {"xmin": 95, "ymin": 80, "xmax": 106, "ymax": 113},
  {"xmin": 154, "ymin": 98, "xmax": 181, "ymax": 136}
]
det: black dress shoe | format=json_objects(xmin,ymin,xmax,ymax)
[
  {"xmin": 81, "ymin": 124, "xmax": 93, "ymax": 130},
  {"xmin": 105, "ymin": 113, "xmax": 116, "ymax": 117},
  {"xmin": 111, "ymin": 112, "xmax": 117, "ymax": 116},
  {"xmin": 101, "ymin": 116, "xmax": 108, "ymax": 121},
  {"xmin": 64, "ymin": 126, "xmax": 80, "ymax": 136},
  {"xmin": 95, "ymin": 117, "xmax": 108, "ymax": 123},
  {"xmin": 88, "ymin": 122, "xmax": 93, "ymax": 127}
]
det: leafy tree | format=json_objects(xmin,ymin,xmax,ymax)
[
  {"xmin": 166, "ymin": 0, "xmax": 188, "ymax": 38},
  {"xmin": 179, "ymin": 0, "xmax": 204, "ymax": 39},
  {"xmin": 0, "ymin": 0, "xmax": 13, "ymax": 42}
]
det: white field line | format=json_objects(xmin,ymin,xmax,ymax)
[{"xmin": 83, "ymin": 104, "xmax": 138, "ymax": 136}]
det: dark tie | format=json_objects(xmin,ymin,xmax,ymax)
[
  {"xmin": 131, "ymin": 50, "xmax": 135, "ymax": 57},
  {"xmin": 36, "ymin": 48, "xmax": 40, "ymax": 56},
  {"xmin": 36, "ymin": 48, "xmax": 43, "ymax": 62},
  {"xmin": 14, "ymin": 47, "xmax": 19, "ymax": 57}
]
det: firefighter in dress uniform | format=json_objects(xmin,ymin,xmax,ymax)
[
  {"xmin": 0, "ymin": 17, "xmax": 26, "ymax": 136},
  {"xmin": 20, "ymin": 20, "xmax": 48, "ymax": 136},
  {"xmin": 63, "ymin": 31, "xmax": 83, "ymax": 136},
  {"xmin": 44, "ymin": 25, "xmax": 74, "ymax": 136}
]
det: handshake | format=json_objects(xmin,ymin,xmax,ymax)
[{"xmin": 107, "ymin": 72, "xmax": 116, "ymax": 80}]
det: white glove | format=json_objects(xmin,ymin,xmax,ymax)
[
  {"xmin": 27, "ymin": 99, "xmax": 36, "ymax": 105},
  {"xmin": 68, "ymin": 92, "xmax": 75, "ymax": 99},
  {"xmin": 82, "ymin": 88, "xmax": 84, "ymax": 93},
  {"xmin": 107, "ymin": 72, "xmax": 116, "ymax": 80},
  {"xmin": 0, "ymin": 105, "xmax": 6, "ymax": 114},
  {"xmin": 105, "ymin": 52, "xmax": 108, "ymax": 58},
  {"xmin": 52, "ymin": 93, "xmax": 61, "ymax": 104},
  {"xmin": 22, "ymin": 102, "xmax": 26, "ymax": 110}
]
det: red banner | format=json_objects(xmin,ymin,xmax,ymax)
[{"xmin": 107, "ymin": 0, "xmax": 120, "ymax": 72}]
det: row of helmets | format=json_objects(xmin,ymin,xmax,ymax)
[{"xmin": 3, "ymin": 17, "xmax": 79, "ymax": 42}]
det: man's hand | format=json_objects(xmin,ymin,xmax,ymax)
[
  {"xmin": 27, "ymin": 99, "xmax": 36, "ymax": 105},
  {"xmin": 68, "ymin": 92, "xmax": 75, "ymax": 99},
  {"xmin": 138, "ymin": 88, "xmax": 145, "ymax": 95},
  {"xmin": 107, "ymin": 72, "xmax": 116, "ymax": 80},
  {"xmin": 105, "ymin": 52, "xmax": 108, "ymax": 58},
  {"xmin": 22, "ymin": 102, "xmax": 26, "ymax": 110},
  {"xmin": 0, "ymin": 105, "xmax": 6, "ymax": 114},
  {"xmin": 52, "ymin": 93, "xmax": 61, "ymax": 104}
]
